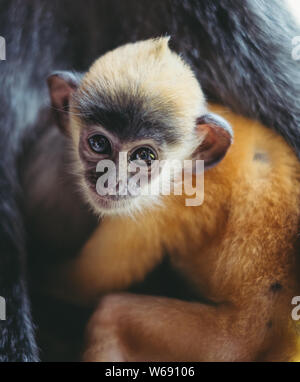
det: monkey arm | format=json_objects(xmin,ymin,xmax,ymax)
[
  {"xmin": 81, "ymin": 164, "xmax": 300, "ymax": 362},
  {"xmin": 82, "ymin": 293, "xmax": 273, "ymax": 362},
  {"xmin": 45, "ymin": 216, "xmax": 164, "ymax": 306}
]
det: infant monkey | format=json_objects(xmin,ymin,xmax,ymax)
[{"xmin": 46, "ymin": 38, "xmax": 300, "ymax": 361}]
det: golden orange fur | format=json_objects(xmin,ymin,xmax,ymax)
[{"xmin": 49, "ymin": 104, "xmax": 300, "ymax": 361}]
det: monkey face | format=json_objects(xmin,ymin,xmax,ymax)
[
  {"xmin": 47, "ymin": 38, "xmax": 233, "ymax": 216},
  {"xmin": 76, "ymin": 123, "xmax": 163, "ymax": 214}
]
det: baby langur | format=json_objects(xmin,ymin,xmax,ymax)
[
  {"xmin": 48, "ymin": 37, "xmax": 232, "ymax": 216},
  {"xmin": 46, "ymin": 38, "xmax": 300, "ymax": 361}
]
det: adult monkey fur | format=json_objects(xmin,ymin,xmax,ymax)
[
  {"xmin": 39, "ymin": 38, "xmax": 300, "ymax": 362},
  {"xmin": 0, "ymin": 0, "xmax": 299, "ymax": 361}
]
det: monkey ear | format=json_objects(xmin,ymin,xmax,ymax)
[
  {"xmin": 192, "ymin": 113, "xmax": 233, "ymax": 171},
  {"xmin": 47, "ymin": 71, "xmax": 82, "ymax": 134}
]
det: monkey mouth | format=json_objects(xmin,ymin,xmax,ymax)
[
  {"xmin": 90, "ymin": 191, "xmax": 136, "ymax": 212},
  {"xmin": 85, "ymin": 175, "xmax": 137, "ymax": 211}
]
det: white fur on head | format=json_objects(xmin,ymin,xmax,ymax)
[{"xmin": 71, "ymin": 37, "xmax": 206, "ymax": 147}]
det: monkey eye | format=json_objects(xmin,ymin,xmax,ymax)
[
  {"xmin": 88, "ymin": 134, "xmax": 112, "ymax": 155},
  {"xmin": 130, "ymin": 147, "xmax": 157, "ymax": 166}
]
